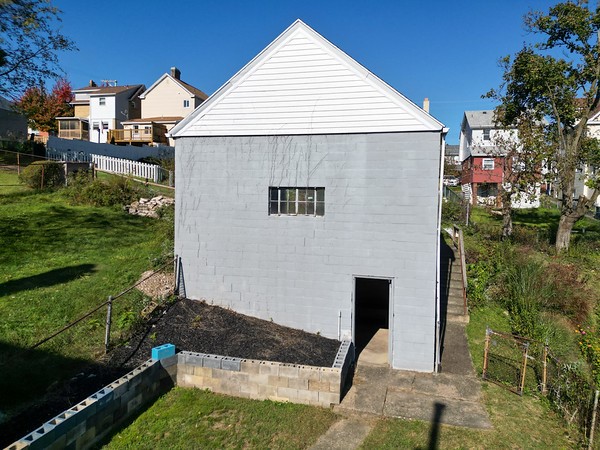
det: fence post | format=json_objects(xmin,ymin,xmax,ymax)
[
  {"xmin": 589, "ymin": 390, "xmax": 600, "ymax": 450},
  {"xmin": 40, "ymin": 164, "xmax": 44, "ymax": 189},
  {"xmin": 17, "ymin": 152, "xmax": 20, "ymax": 175},
  {"xmin": 541, "ymin": 343, "xmax": 548, "ymax": 395},
  {"xmin": 519, "ymin": 342, "xmax": 530, "ymax": 396},
  {"xmin": 483, "ymin": 328, "xmax": 491, "ymax": 380},
  {"xmin": 105, "ymin": 296, "xmax": 113, "ymax": 354},
  {"xmin": 169, "ymin": 170, "xmax": 173, "ymax": 187}
]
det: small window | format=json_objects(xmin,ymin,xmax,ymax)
[
  {"xmin": 102, "ymin": 122, "xmax": 108, "ymax": 130},
  {"xmin": 183, "ymin": 99, "xmax": 190, "ymax": 108},
  {"xmin": 482, "ymin": 158, "xmax": 494, "ymax": 170},
  {"xmin": 99, "ymin": 97, "xmax": 106, "ymax": 106},
  {"xmin": 92, "ymin": 122, "xmax": 99, "ymax": 131},
  {"xmin": 483, "ymin": 128, "xmax": 491, "ymax": 140},
  {"xmin": 269, "ymin": 187, "xmax": 324, "ymax": 216}
]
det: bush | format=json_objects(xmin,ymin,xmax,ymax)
[
  {"xmin": 65, "ymin": 171, "xmax": 145, "ymax": 207},
  {"xmin": 441, "ymin": 199, "xmax": 462, "ymax": 223},
  {"xmin": 19, "ymin": 161, "xmax": 65, "ymax": 189}
]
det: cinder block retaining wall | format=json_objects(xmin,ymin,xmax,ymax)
[{"xmin": 8, "ymin": 341, "xmax": 354, "ymax": 450}]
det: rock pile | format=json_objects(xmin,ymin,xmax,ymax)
[{"xmin": 125, "ymin": 196, "xmax": 174, "ymax": 218}]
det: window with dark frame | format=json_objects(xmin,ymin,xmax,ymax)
[
  {"xmin": 99, "ymin": 97, "xmax": 106, "ymax": 106},
  {"xmin": 183, "ymin": 99, "xmax": 190, "ymax": 108},
  {"xmin": 483, "ymin": 128, "xmax": 491, "ymax": 140},
  {"xmin": 269, "ymin": 187, "xmax": 324, "ymax": 216}
]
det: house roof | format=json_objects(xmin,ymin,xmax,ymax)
[
  {"xmin": 463, "ymin": 110, "xmax": 496, "ymax": 129},
  {"xmin": 139, "ymin": 73, "xmax": 208, "ymax": 100},
  {"xmin": 171, "ymin": 19, "xmax": 445, "ymax": 138},
  {"xmin": 88, "ymin": 85, "xmax": 144, "ymax": 97},
  {"xmin": 0, "ymin": 95, "xmax": 14, "ymax": 111},
  {"xmin": 468, "ymin": 146, "xmax": 506, "ymax": 157},
  {"xmin": 445, "ymin": 144, "xmax": 459, "ymax": 156},
  {"xmin": 122, "ymin": 116, "xmax": 183, "ymax": 124}
]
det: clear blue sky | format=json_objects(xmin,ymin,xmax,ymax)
[{"xmin": 53, "ymin": 0, "xmax": 567, "ymax": 144}]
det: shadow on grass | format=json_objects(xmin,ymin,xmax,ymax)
[
  {"xmin": 0, "ymin": 341, "xmax": 128, "ymax": 448},
  {"xmin": 0, "ymin": 264, "xmax": 97, "ymax": 296}
]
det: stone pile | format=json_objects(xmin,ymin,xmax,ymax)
[{"xmin": 125, "ymin": 196, "xmax": 174, "ymax": 218}]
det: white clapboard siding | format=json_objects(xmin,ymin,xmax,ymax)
[
  {"xmin": 92, "ymin": 154, "xmax": 159, "ymax": 183},
  {"xmin": 172, "ymin": 21, "xmax": 443, "ymax": 138}
]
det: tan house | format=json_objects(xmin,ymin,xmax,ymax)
[{"xmin": 115, "ymin": 68, "xmax": 208, "ymax": 146}]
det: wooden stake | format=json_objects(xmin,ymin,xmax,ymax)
[
  {"xmin": 588, "ymin": 390, "xmax": 599, "ymax": 450},
  {"xmin": 483, "ymin": 328, "xmax": 491, "ymax": 380},
  {"xmin": 541, "ymin": 344, "xmax": 548, "ymax": 395},
  {"xmin": 519, "ymin": 342, "xmax": 529, "ymax": 396}
]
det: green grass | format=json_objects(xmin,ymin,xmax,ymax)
[
  {"xmin": 360, "ymin": 382, "xmax": 576, "ymax": 449},
  {"xmin": 102, "ymin": 388, "xmax": 338, "ymax": 450},
  {"xmin": 0, "ymin": 170, "xmax": 171, "ymax": 415}
]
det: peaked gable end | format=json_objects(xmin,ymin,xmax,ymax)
[{"xmin": 172, "ymin": 20, "xmax": 443, "ymax": 137}]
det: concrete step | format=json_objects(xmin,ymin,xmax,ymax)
[{"xmin": 446, "ymin": 303, "xmax": 466, "ymax": 316}]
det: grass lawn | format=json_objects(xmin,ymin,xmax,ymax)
[
  {"xmin": 0, "ymin": 169, "xmax": 171, "ymax": 415},
  {"xmin": 102, "ymin": 387, "xmax": 339, "ymax": 450}
]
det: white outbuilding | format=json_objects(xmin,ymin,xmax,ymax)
[{"xmin": 170, "ymin": 20, "xmax": 447, "ymax": 372}]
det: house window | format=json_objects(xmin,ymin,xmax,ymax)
[
  {"xmin": 269, "ymin": 187, "xmax": 324, "ymax": 216},
  {"xmin": 102, "ymin": 122, "xmax": 108, "ymax": 130},
  {"xmin": 479, "ymin": 183, "xmax": 498, "ymax": 197},
  {"xmin": 99, "ymin": 97, "xmax": 106, "ymax": 106},
  {"xmin": 183, "ymin": 99, "xmax": 190, "ymax": 108},
  {"xmin": 483, "ymin": 128, "xmax": 491, "ymax": 140},
  {"xmin": 482, "ymin": 158, "xmax": 494, "ymax": 170},
  {"xmin": 92, "ymin": 122, "xmax": 99, "ymax": 131}
]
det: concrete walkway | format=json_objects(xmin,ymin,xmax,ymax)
[{"xmin": 310, "ymin": 234, "xmax": 491, "ymax": 449}]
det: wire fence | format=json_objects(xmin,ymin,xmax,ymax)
[{"xmin": 483, "ymin": 327, "xmax": 600, "ymax": 448}]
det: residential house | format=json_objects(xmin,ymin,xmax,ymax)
[
  {"xmin": 579, "ymin": 107, "xmax": 600, "ymax": 216},
  {"xmin": 57, "ymin": 82, "xmax": 145, "ymax": 144},
  {"xmin": 444, "ymin": 144, "xmax": 460, "ymax": 172},
  {"xmin": 0, "ymin": 96, "xmax": 27, "ymax": 139},
  {"xmin": 115, "ymin": 67, "xmax": 208, "ymax": 146},
  {"xmin": 459, "ymin": 110, "xmax": 540, "ymax": 208},
  {"xmin": 170, "ymin": 20, "xmax": 447, "ymax": 372}
]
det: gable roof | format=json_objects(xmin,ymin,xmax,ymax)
[
  {"xmin": 139, "ymin": 73, "xmax": 208, "ymax": 100},
  {"xmin": 463, "ymin": 110, "xmax": 496, "ymax": 129},
  {"xmin": 171, "ymin": 20, "xmax": 444, "ymax": 138}
]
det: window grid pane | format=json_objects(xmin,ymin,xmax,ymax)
[{"xmin": 269, "ymin": 187, "xmax": 324, "ymax": 216}]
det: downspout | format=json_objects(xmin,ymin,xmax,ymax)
[{"xmin": 434, "ymin": 127, "xmax": 449, "ymax": 373}]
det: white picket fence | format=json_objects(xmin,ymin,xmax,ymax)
[{"xmin": 92, "ymin": 154, "xmax": 160, "ymax": 183}]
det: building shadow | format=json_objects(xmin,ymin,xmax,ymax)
[
  {"xmin": 438, "ymin": 233, "xmax": 455, "ymax": 370},
  {"xmin": 0, "ymin": 264, "xmax": 96, "ymax": 296}
]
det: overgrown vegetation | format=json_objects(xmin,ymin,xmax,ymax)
[
  {"xmin": 64, "ymin": 170, "xmax": 146, "ymax": 207},
  {"xmin": 18, "ymin": 160, "xmax": 64, "ymax": 189}
]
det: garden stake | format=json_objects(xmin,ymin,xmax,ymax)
[
  {"xmin": 105, "ymin": 296, "xmax": 113, "ymax": 353},
  {"xmin": 519, "ymin": 342, "xmax": 529, "ymax": 396},
  {"xmin": 482, "ymin": 328, "xmax": 491, "ymax": 380},
  {"xmin": 589, "ymin": 390, "xmax": 599, "ymax": 450},
  {"xmin": 541, "ymin": 344, "xmax": 548, "ymax": 395}
]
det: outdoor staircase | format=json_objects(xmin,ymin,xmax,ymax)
[
  {"xmin": 440, "ymin": 251, "xmax": 468, "ymax": 324},
  {"xmin": 461, "ymin": 183, "xmax": 472, "ymax": 203},
  {"xmin": 439, "ymin": 231, "xmax": 473, "ymax": 375}
]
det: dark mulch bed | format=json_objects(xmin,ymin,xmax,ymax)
[{"xmin": 0, "ymin": 298, "xmax": 340, "ymax": 447}]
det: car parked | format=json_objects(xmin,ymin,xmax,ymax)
[{"xmin": 443, "ymin": 176, "xmax": 460, "ymax": 187}]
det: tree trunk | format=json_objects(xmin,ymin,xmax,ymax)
[
  {"xmin": 555, "ymin": 190, "xmax": 600, "ymax": 252},
  {"xmin": 501, "ymin": 190, "xmax": 513, "ymax": 238}
]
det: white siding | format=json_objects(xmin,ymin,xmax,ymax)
[{"xmin": 175, "ymin": 23, "xmax": 441, "ymax": 137}]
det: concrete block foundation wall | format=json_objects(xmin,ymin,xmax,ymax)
[{"xmin": 8, "ymin": 341, "xmax": 353, "ymax": 449}]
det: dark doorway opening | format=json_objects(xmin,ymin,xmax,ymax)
[{"xmin": 354, "ymin": 277, "xmax": 390, "ymax": 356}]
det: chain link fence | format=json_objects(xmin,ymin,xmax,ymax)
[{"xmin": 483, "ymin": 327, "xmax": 600, "ymax": 448}]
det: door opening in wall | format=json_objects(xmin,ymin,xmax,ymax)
[{"xmin": 354, "ymin": 277, "xmax": 390, "ymax": 364}]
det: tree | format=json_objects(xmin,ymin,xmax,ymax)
[
  {"xmin": 488, "ymin": 1, "xmax": 600, "ymax": 252},
  {"xmin": 0, "ymin": 0, "xmax": 75, "ymax": 97},
  {"xmin": 16, "ymin": 78, "xmax": 73, "ymax": 132}
]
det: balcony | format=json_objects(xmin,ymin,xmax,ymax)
[
  {"xmin": 108, "ymin": 125, "xmax": 167, "ymax": 145},
  {"xmin": 57, "ymin": 118, "xmax": 89, "ymax": 141}
]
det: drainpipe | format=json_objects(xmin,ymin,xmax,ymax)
[{"xmin": 434, "ymin": 127, "xmax": 449, "ymax": 373}]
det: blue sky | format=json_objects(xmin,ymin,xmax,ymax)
[{"xmin": 53, "ymin": 0, "xmax": 566, "ymax": 143}]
